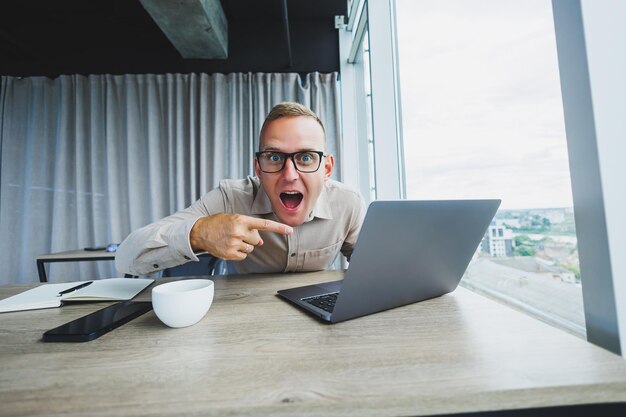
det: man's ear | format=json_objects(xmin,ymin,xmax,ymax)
[
  {"xmin": 324, "ymin": 154, "xmax": 335, "ymax": 180},
  {"xmin": 254, "ymin": 157, "xmax": 262, "ymax": 177}
]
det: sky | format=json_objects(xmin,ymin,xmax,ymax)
[{"xmin": 395, "ymin": 0, "xmax": 574, "ymax": 210}]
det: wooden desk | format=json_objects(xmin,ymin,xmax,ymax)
[
  {"xmin": 36, "ymin": 249, "xmax": 116, "ymax": 282},
  {"xmin": 1, "ymin": 271, "xmax": 625, "ymax": 416}
]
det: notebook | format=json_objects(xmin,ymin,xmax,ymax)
[
  {"xmin": 277, "ymin": 199, "xmax": 501, "ymax": 323},
  {"xmin": 0, "ymin": 278, "xmax": 154, "ymax": 313}
]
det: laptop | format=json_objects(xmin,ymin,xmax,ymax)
[{"xmin": 277, "ymin": 199, "xmax": 501, "ymax": 323}]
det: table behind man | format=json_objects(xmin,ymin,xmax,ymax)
[{"xmin": 116, "ymin": 102, "xmax": 366, "ymax": 276}]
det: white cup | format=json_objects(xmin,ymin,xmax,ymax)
[{"xmin": 152, "ymin": 279, "xmax": 214, "ymax": 328}]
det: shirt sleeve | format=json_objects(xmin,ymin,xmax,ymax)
[
  {"xmin": 115, "ymin": 188, "xmax": 226, "ymax": 276},
  {"xmin": 340, "ymin": 192, "xmax": 367, "ymax": 261}
]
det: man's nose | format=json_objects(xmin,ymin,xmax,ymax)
[{"xmin": 282, "ymin": 157, "xmax": 300, "ymax": 180}]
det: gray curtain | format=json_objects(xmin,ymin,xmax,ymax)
[{"xmin": 0, "ymin": 72, "xmax": 341, "ymax": 284}]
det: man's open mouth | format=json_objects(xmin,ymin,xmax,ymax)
[{"xmin": 280, "ymin": 191, "xmax": 303, "ymax": 209}]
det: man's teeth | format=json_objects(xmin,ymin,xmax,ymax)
[{"xmin": 284, "ymin": 191, "xmax": 300, "ymax": 194}]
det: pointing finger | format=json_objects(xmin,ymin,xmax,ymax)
[{"xmin": 245, "ymin": 217, "xmax": 293, "ymax": 235}]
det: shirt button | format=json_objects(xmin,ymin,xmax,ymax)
[
  {"xmin": 184, "ymin": 256, "xmax": 190, "ymax": 260},
  {"xmin": 153, "ymin": 264, "xmax": 159, "ymax": 268},
  {"xmin": 290, "ymin": 253, "xmax": 296, "ymax": 257}
]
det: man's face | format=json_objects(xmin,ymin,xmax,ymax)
[{"xmin": 255, "ymin": 116, "xmax": 334, "ymax": 227}]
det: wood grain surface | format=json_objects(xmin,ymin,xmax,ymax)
[{"xmin": 1, "ymin": 270, "xmax": 625, "ymax": 416}]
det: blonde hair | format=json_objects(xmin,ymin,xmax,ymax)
[{"xmin": 259, "ymin": 102, "xmax": 326, "ymax": 148}]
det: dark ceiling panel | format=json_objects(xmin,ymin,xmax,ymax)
[{"xmin": 0, "ymin": 0, "xmax": 346, "ymax": 77}]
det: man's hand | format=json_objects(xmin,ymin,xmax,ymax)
[{"xmin": 189, "ymin": 214, "xmax": 293, "ymax": 261}]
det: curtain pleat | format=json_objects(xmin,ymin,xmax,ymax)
[{"xmin": 0, "ymin": 72, "xmax": 340, "ymax": 284}]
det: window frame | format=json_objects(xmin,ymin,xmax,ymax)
[
  {"xmin": 552, "ymin": 0, "xmax": 626, "ymax": 356},
  {"xmin": 339, "ymin": 0, "xmax": 405, "ymax": 202}
]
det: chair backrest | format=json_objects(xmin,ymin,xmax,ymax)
[{"xmin": 162, "ymin": 254, "xmax": 223, "ymax": 277}]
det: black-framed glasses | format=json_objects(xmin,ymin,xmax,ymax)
[{"xmin": 255, "ymin": 151, "xmax": 326, "ymax": 173}]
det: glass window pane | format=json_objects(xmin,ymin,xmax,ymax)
[{"xmin": 396, "ymin": 0, "xmax": 584, "ymax": 336}]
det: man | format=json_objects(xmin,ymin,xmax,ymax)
[{"xmin": 116, "ymin": 102, "xmax": 366, "ymax": 276}]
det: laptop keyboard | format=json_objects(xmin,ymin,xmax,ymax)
[{"xmin": 301, "ymin": 292, "xmax": 338, "ymax": 313}]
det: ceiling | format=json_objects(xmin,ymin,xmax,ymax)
[{"xmin": 0, "ymin": 0, "xmax": 346, "ymax": 77}]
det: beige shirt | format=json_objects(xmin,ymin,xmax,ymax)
[{"xmin": 115, "ymin": 176, "xmax": 366, "ymax": 275}]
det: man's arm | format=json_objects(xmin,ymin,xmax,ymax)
[
  {"xmin": 115, "ymin": 195, "xmax": 216, "ymax": 276},
  {"xmin": 116, "ymin": 189, "xmax": 293, "ymax": 276}
]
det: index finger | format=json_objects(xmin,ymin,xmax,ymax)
[{"xmin": 244, "ymin": 216, "xmax": 293, "ymax": 235}]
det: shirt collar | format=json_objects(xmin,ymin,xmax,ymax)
[{"xmin": 250, "ymin": 180, "xmax": 334, "ymax": 221}]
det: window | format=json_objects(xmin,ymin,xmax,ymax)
[
  {"xmin": 339, "ymin": 0, "xmax": 404, "ymax": 202},
  {"xmin": 395, "ymin": 0, "xmax": 584, "ymax": 336}
]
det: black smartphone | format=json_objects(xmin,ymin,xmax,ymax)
[{"xmin": 42, "ymin": 301, "xmax": 153, "ymax": 342}]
